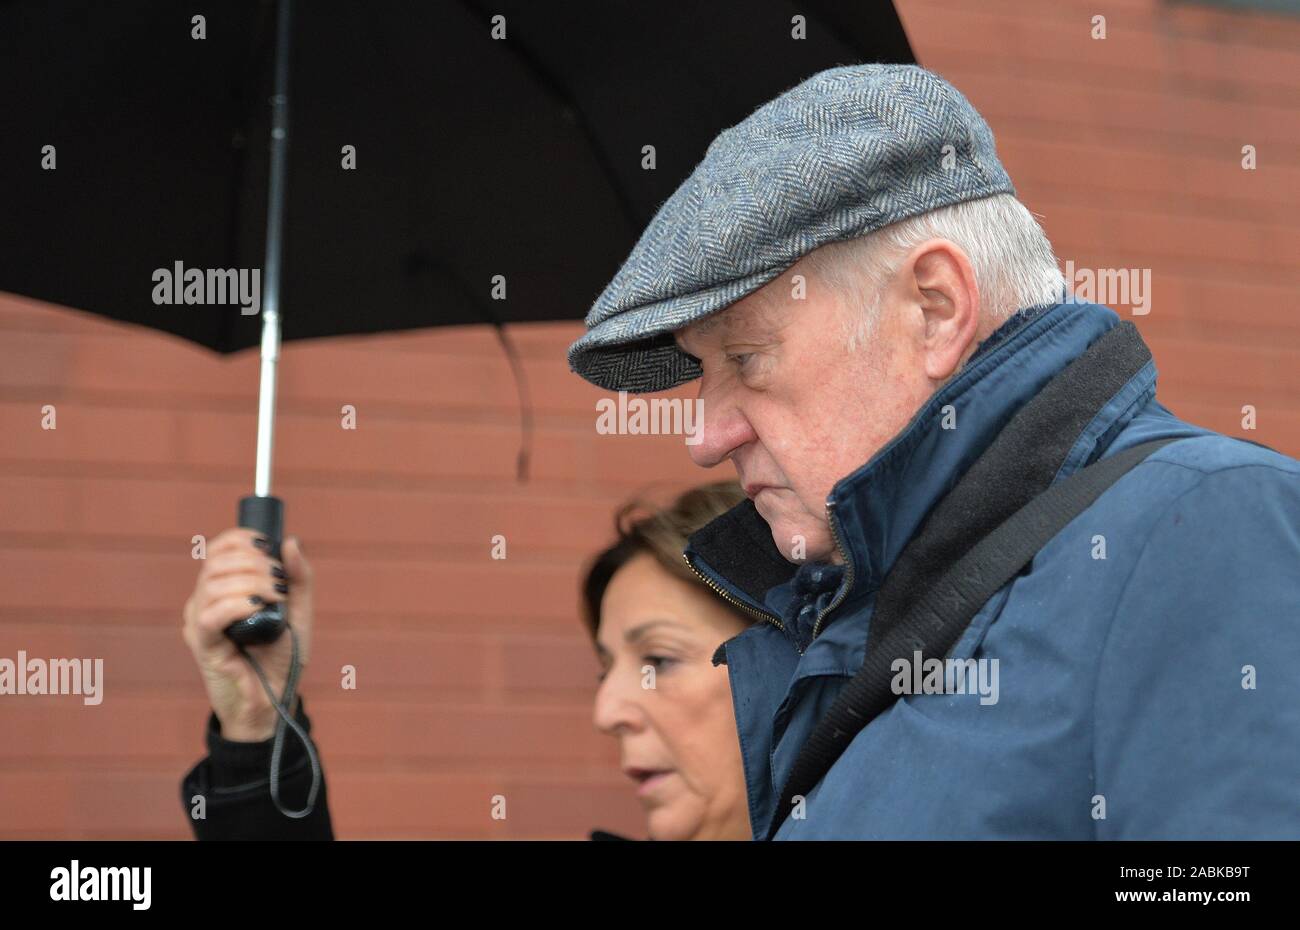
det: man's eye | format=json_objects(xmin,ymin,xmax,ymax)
[{"xmin": 726, "ymin": 352, "xmax": 754, "ymax": 367}]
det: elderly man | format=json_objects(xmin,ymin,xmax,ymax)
[{"xmin": 567, "ymin": 64, "xmax": 1300, "ymax": 839}]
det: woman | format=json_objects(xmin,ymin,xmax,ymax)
[
  {"xmin": 582, "ymin": 481, "xmax": 753, "ymax": 841},
  {"xmin": 178, "ymin": 482, "xmax": 753, "ymax": 840}
]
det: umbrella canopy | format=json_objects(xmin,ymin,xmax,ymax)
[
  {"xmin": 0, "ymin": 0, "xmax": 913, "ymax": 644},
  {"xmin": 0, "ymin": 0, "xmax": 913, "ymax": 350}
]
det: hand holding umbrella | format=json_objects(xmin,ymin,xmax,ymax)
[
  {"xmin": 181, "ymin": 529, "xmax": 322, "ymax": 818},
  {"xmin": 182, "ymin": 531, "xmax": 313, "ymax": 741}
]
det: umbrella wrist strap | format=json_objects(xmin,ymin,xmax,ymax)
[{"xmin": 237, "ymin": 625, "xmax": 322, "ymax": 819}]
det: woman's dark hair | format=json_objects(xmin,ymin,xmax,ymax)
[{"xmin": 581, "ymin": 481, "xmax": 748, "ymax": 639}]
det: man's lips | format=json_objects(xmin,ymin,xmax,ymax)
[{"xmin": 743, "ymin": 483, "xmax": 776, "ymax": 500}]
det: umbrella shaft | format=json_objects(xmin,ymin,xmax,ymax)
[
  {"xmin": 254, "ymin": 0, "xmax": 291, "ymax": 498},
  {"xmin": 262, "ymin": 0, "xmax": 291, "ymax": 319},
  {"xmin": 255, "ymin": 309, "xmax": 280, "ymax": 496}
]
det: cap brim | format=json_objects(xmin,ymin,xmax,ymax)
[{"xmin": 567, "ymin": 262, "xmax": 791, "ymax": 393}]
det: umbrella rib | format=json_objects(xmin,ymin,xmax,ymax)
[{"xmin": 437, "ymin": 257, "xmax": 536, "ymax": 484}]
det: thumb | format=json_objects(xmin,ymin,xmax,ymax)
[{"xmin": 281, "ymin": 535, "xmax": 312, "ymax": 584}]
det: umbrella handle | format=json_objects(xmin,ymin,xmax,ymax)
[{"xmin": 225, "ymin": 495, "xmax": 289, "ymax": 645}]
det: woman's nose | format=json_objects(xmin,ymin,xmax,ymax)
[{"xmin": 592, "ymin": 668, "xmax": 643, "ymax": 735}]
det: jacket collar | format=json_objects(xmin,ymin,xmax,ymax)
[{"xmin": 684, "ymin": 300, "xmax": 1149, "ymax": 619}]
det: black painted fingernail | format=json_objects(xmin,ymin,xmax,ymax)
[
  {"xmin": 252, "ymin": 536, "xmax": 271, "ymax": 551},
  {"xmin": 249, "ymin": 595, "xmax": 264, "ymax": 606},
  {"xmin": 270, "ymin": 564, "xmax": 286, "ymax": 579},
  {"xmin": 274, "ymin": 582, "xmax": 288, "ymax": 594}
]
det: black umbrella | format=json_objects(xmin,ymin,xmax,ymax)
[{"xmin": 0, "ymin": 0, "xmax": 914, "ymax": 644}]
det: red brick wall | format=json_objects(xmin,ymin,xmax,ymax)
[
  {"xmin": 1, "ymin": 0, "xmax": 1297, "ymax": 838},
  {"xmin": 897, "ymin": 0, "xmax": 1300, "ymax": 440}
]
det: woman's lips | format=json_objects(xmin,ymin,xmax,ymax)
[{"xmin": 625, "ymin": 768, "xmax": 674, "ymax": 798}]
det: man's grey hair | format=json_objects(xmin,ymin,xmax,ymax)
[{"xmin": 802, "ymin": 193, "xmax": 1065, "ymax": 350}]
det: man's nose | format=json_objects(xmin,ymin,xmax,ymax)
[{"xmin": 688, "ymin": 381, "xmax": 754, "ymax": 469}]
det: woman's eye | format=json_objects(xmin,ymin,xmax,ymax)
[
  {"xmin": 726, "ymin": 352, "xmax": 753, "ymax": 368},
  {"xmin": 644, "ymin": 655, "xmax": 675, "ymax": 671}
]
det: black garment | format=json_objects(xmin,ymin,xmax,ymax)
[
  {"xmin": 180, "ymin": 701, "xmax": 628, "ymax": 840},
  {"xmin": 179, "ymin": 695, "xmax": 334, "ymax": 840}
]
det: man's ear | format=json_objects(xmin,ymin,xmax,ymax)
[{"xmin": 905, "ymin": 239, "xmax": 981, "ymax": 382}]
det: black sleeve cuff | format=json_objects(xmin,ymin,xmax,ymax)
[
  {"xmin": 204, "ymin": 695, "xmax": 310, "ymax": 791},
  {"xmin": 180, "ymin": 695, "xmax": 334, "ymax": 840}
]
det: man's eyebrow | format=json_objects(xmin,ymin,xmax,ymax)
[
  {"xmin": 675, "ymin": 312, "xmax": 727, "ymax": 355},
  {"xmin": 673, "ymin": 330, "xmax": 701, "ymax": 360},
  {"xmin": 694, "ymin": 314, "xmax": 725, "ymax": 335}
]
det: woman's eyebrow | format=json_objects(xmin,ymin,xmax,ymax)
[{"xmin": 624, "ymin": 618, "xmax": 691, "ymax": 644}]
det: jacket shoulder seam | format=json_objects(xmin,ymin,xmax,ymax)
[{"xmin": 1138, "ymin": 438, "xmax": 1299, "ymax": 479}]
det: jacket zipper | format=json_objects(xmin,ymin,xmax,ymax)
[
  {"xmin": 810, "ymin": 499, "xmax": 855, "ymax": 641},
  {"xmin": 682, "ymin": 551, "xmax": 786, "ymax": 633}
]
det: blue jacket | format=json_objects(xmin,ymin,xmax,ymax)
[{"xmin": 684, "ymin": 299, "xmax": 1300, "ymax": 839}]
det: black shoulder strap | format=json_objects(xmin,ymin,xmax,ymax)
[{"xmin": 765, "ymin": 434, "xmax": 1180, "ymax": 838}]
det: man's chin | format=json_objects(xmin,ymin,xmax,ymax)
[{"xmin": 757, "ymin": 509, "xmax": 833, "ymax": 563}]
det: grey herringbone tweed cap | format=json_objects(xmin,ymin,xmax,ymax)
[{"xmin": 567, "ymin": 64, "xmax": 1016, "ymax": 393}]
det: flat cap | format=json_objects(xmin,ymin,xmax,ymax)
[{"xmin": 567, "ymin": 63, "xmax": 1016, "ymax": 393}]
